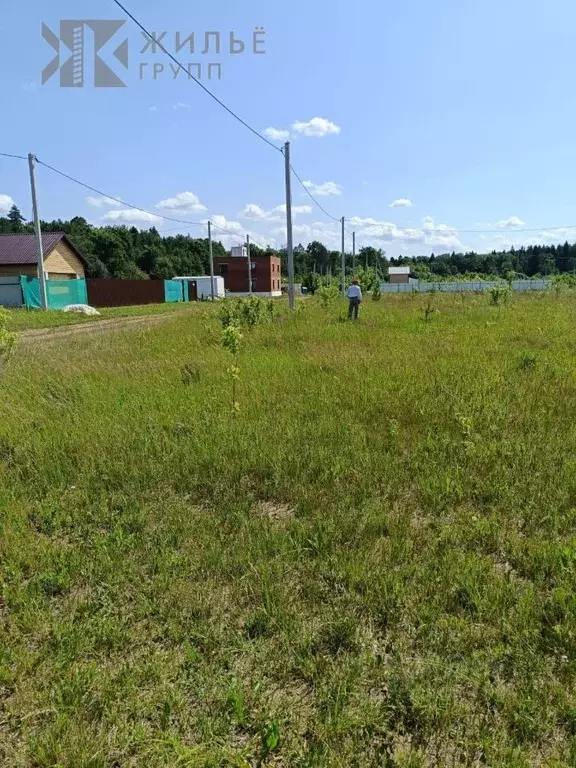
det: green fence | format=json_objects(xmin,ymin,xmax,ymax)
[
  {"xmin": 164, "ymin": 280, "xmax": 186, "ymax": 303},
  {"xmin": 21, "ymin": 277, "xmax": 88, "ymax": 310}
]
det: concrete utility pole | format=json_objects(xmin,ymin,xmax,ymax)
[
  {"xmin": 246, "ymin": 234, "xmax": 252, "ymax": 294},
  {"xmin": 341, "ymin": 217, "xmax": 346, "ymax": 296},
  {"xmin": 284, "ymin": 141, "xmax": 295, "ymax": 310},
  {"xmin": 208, "ymin": 221, "xmax": 215, "ymax": 300},
  {"xmin": 352, "ymin": 231, "xmax": 356, "ymax": 273},
  {"xmin": 28, "ymin": 153, "xmax": 48, "ymax": 310}
]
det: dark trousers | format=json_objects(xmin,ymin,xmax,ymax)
[{"xmin": 348, "ymin": 297, "xmax": 360, "ymax": 319}]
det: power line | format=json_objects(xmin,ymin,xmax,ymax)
[
  {"xmin": 33, "ymin": 157, "xmax": 267, "ymax": 243},
  {"xmin": 110, "ymin": 0, "xmax": 282, "ymax": 154},
  {"xmin": 19, "ymin": 153, "xmax": 576, "ymax": 242},
  {"xmin": 0, "ymin": 151, "xmax": 27, "ymax": 160},
  {"xmin": 111, "ymin": 1, "xmax": 346, "ymax": 231},
  {"xmin": 210, "ymin": 221, "xmax": 252, "ymax": 242},
  {"xmin": 35, "ymin": 158, "xmax": 207, "ymax": 228},
  {"xmin": 288, "ymin": 161, "xmax": 341, "ymax": 222}
]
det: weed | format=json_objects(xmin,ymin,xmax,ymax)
[
  {"xmin": 422, "ymin": 296, "xmax": 439, "ymax": 321},
  {"xmin": 0, "ymin": 307, "xmax": 17, "ymax": 372},
  {"xmin": 221, "ymin": 323, "xmax": 243, "ymax": 415},
  {"xmin": 317, "ymin": 283, "xmax": 340, "ymax": 309},
  {"xmin": 519, "ymin": 350, "xmax": 537, "ymax": 370},
  {"xmin": 181, "ymin": 363, "xmax": 201, "ymax": 386},
  {"xmin": 490, "ymin": 285, "xmax": 512, "ymax": 306}
]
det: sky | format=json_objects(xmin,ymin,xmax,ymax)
[{"xmin": 2, "ymin": 0, "xmax": 576, "ymax": 256}]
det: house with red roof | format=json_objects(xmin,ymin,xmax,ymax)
[{"xmin": 0, "ymin": 233, "xmax": 86, "ymax": 280}]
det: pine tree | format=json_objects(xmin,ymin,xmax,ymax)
[{"xmin": 7, "ymin": 205, "xmax": 25, "ymax": 233}]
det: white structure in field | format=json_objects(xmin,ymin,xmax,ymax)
[
  {"xmin": 388, "ymin": 266, "xmax": 411, "ymax": 285},
  {"xmin": 173, "ymin": 276, "xmax": 225, "ymax": 300}
]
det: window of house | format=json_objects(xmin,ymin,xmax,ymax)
[
  {"xmin": 250, "ymin": 262, "xmax": 256, "ymax": 271},
  {"xmin": 219, "ymin": 264, "xmax": 228, "ymax": 277},
  {"xmin": 251, "ymin": 279, "xmax": 257, "ymax": 291}
]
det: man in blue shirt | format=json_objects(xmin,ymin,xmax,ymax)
[{"xmin": 347, "ymin": 279, "xmax": 362, "ymax": 320}]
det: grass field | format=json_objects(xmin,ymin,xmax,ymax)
[
  {"xmin": 2, "ymin": 291, "xmax": 576, "ymax": 767},
  {"xmin": 7, "ymin": 301, "xmax": 195, "ymax": 331}
]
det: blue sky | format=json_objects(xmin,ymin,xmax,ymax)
[{"xmin": 2, "ymin": 0, "xmax": 576, "ymax": 255}]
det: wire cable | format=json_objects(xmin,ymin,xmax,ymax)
[
  {"xmin": 36, "ymin": 158, "xmax": 207, "ymax": 228},
  {"xmin": 0, "ymin": 152, "xmax": 27, "ymax": 161},
  {"xmin": 35, "ymin": 157, "xmax": 266, "ymax": 243},
  {"xmin": 110, "ymin": 0, "xmax": 281, "ymax": 154},
  {"xmin": 110, "ymin": 1, "xmax": 348, "ymax": 228},
  {"xmin": 288, "ymin": 161, "xmax": 341, "ymax": 223},
  {"xmin": 210, "ymin": 221, "xmax": 250, "ymax": 241}
]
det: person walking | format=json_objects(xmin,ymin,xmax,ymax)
[{"xmin": 347, "ymin": 278, "xmax": 362, "ymax": 320}]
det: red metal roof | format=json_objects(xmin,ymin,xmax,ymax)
[{"xmin": 0, "ymin": 233, "xmax": 79, "ymax": 266}]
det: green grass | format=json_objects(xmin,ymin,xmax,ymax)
[
  {"xmin": 7, "ymin": 301, "xmax": 195, "ymax": 331},
  {"xmin": 2, "ymin": 291, "xmax": 576, "ymax": 766}
]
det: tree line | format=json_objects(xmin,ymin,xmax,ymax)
[{"xmin": 2, "ymin": 204, "xmax": 574, "ymax": 283}]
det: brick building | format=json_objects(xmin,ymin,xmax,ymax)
[{"xmin": 213, "ymin": 250, "xmax": 282, "ymax": 297}]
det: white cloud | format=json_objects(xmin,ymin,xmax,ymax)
[
  {"xmin": 87, "ymin": 195, "xmax": 120, "ymax": 208},
  {"xmin": 292, "ymin": 117, "xmax": 341, "ymax": 138},
  {"xmin": 497, "ymin": 216, "xmax": 525, "ymax": 229},
  {"xmin": 303, "ymin": 180, "xmax": 342, "ymax": 197},
  {"xmin": 389, "ymin": 198, "xmax": 414, "ymax": 208},
  {"xmin": 174, "ymin": 102, "xmax": 191, "ymax": 110},
  {"xmin": 241, "ymin": 204, "xmax": 269, "ymax": 221},
  {"xmin": 347, "ymin": 215, "xmax": 463, "ymax": 251},
  {"xmin": 240, "ymin": 203, "xmax": 311, "ymax": 222},
  {"xmin": 102, "ymin": 209, "xmax": 163, "ymax": 224},
  {"xmin": 156, "ymin": 191, "xmax": 207, "ymax": 214},
  {"xmin": 281, "ymin": 204, "xmax": 312, "ymax": 216},
  {"xmin": 205, "ymin": 215, "xmax": 275, "ymax": 250},
  {"xmin": 537, "ymin": 228, "xmax": 576, "ymax": 243},
  {"xmin": 272, "ymin": 220, "xmax": 341, "ymax": 249},
  {"xmin": 148, "ymin": 106, "xmax": 158, "ymax": 112},
  {"xmin": 263, "ymin": 127, "xmax": 290, "ymax": 142},
  {"xmin": 0, "ymin": 194, "xmax": 15, "ymax": 215}
]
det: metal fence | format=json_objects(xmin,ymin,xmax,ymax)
[
  {"xmin": 379, "ymin": 280, "xmax": 551, "ymax": 294},
  {"xmin": 0, "ymin": 277, "xmax": 24, "ymax": 307},
  {"xmin": 86, "ymin": 279, "xmax": 166, "ymax": 307}
]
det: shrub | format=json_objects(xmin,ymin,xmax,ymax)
[
  {"xmin": 489, "ymin": 285, "xmax": 512, "ymax": 306},
  {"xmin": 0, "ymin": 308, "xmax": 16, "ymax": 373},
  {"xmin": 317, "ymin": 283, "xmax": 340, "ymax": 309}
]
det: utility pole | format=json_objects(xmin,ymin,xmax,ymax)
[
  {"xmin": 341, "ymin": 217, "xmax": 346, "ymax": 296},
  {"xmin": 28, "ymin": 153, "xmax": 48, "ymax": 310},
  {"xmin": 208, "ymin": 221, "xmax": 215, "ymax": 300},
  {"xmin": 284, "ymin": 141, "xmax": 295, "ymax": 310},
  {"xmin": 352, "ymin": 231, "xmax": 356, "ymax": 273},
  {"xmin": 246, "ymin": 234, "xmax": 252, "ymax": 294}
]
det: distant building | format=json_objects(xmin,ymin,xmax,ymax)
[
  {"xmin": 213, "ymin": 251, "xmax": 282, "ymax": 297},
  {"xmin": 388, "ymin": 266, "xmax": 411, "ymax": 285},
  {"xmin": 173, "ymin": 276, "xmax": 225, "ymax": 300},
  {"xmin": 0, "ymin": 233, "xmax": 86, "ymax": 279}
]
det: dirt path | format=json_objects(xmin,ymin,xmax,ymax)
[{"xmin": 19, "ymin": 311, "xmax": 189, "ymax": 344}]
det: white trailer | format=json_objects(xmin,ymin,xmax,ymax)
[{"xmin": 173, "ymin": 276, "xmax": 225, "ymax": 300}]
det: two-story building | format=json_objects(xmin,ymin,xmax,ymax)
[{"xmin": 213, "ymin": 248, "xmax": 282, "ymax": 297}]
